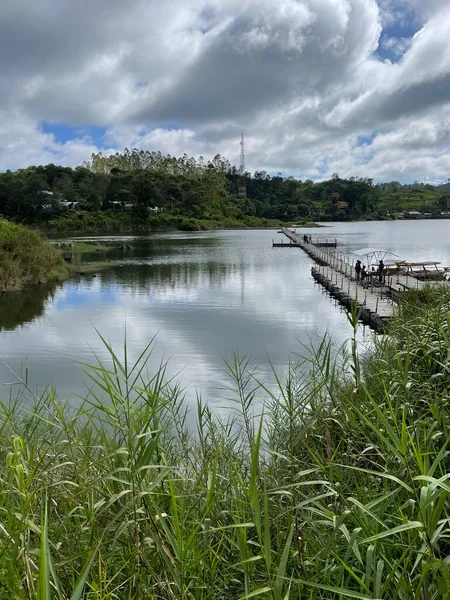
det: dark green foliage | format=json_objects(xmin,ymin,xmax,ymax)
[
  {"xmin": 40, "ymin": 210, "xmax": 279, "ymax": 234},
  {"xmin": 0, "ymin": 551, "xmax": 25, "ymax": 600},
  {"xmin": 1, "ymin": 150, "xmax": 448, "ymax": 231},
  {"xmin": 0, "ymin": 218, "xmax": 66, "ymax": 291}
]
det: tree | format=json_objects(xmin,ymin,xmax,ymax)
[
  {"xmin": 4, "ymin": 171, "xmax": 49, "ymax": 221},
  {"xmin": 53, "ymin": 173, "xmax": 76, "ymax": 202},
  {"xmin": 438, "ymin": 195, "xmax": 449, "ymax": 211}
]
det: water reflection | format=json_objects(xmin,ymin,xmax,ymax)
[
  {"xmin": 77, "ymin": 232, "xmax": 221, "ymax": 264},
  {"xmin": 0, "ymin": 229, "xmax": 359, "ymax": 407},
  {"xmin": 0, "ymin": 259, "xmax": 249, "ymax": 331},
  {"xmin": 0, "ymin": 285, "xmax": 59, "ymax": 331},
  {"xmin": 97, "ymin": 261, "xmax": 248, "ymax": 293}
]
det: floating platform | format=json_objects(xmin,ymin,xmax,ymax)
[
  {"xmin": 278, "ymin": 227, "xmax": 394, "ymax": 332},
  {"xmin": 277, "ymin": 227, "xmax": 449, "ymax": 331},
  {"xmin": 273, "ymin": 240, "xmax": 337, "ymax": 248},
  {"xmin": 311, "ymin": 267, "xmax": 392, "ymax": 332},
  {"xmin": 273, "ymin": 241, "xmax": 300, "ymax": 247}
]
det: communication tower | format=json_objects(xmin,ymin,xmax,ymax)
[{"xmin": 238, "ymin": 133, "xmax": 246, "ymax": 198}]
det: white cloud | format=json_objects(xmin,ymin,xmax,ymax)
[
  {"xmin": 0, "ymin": 0, "xmax": 450, "ymax": 181},
  {"xmin": 0, "ymin": 110, "xmax": 100, "ymax": 171},
  {"xmin": 380, "ymin": 35, "xmax": 413, "ymax": 59}
]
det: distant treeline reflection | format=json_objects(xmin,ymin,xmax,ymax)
[
  {"xmin": 0, "ymin": 285, "xmax": 59, "ymax": 331},
  {"xmin": 97, "ymin": 259, "xmax": 248, "ymax": 291},
  {"xmin": 1, "ymin": 258, "xmax": 250, "ymax": 329}
]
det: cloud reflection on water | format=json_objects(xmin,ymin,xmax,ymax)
[{"xmin": 0, "ymin": 230, "xmax": 357, "ymax": 412}]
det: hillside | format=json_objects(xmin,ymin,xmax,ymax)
[{"xmin": 0, "ymin": 150, "xmax": 449, "ymax": 229}]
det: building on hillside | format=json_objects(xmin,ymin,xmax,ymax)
[
  {"xmin": 109, "ymin": 202, "xmax": 161, "ymax": 212},
  {"xmin": 402, "ymin": 210, "xmax": 422, "ymax": 219},
  {"xmin": 61, "ymin": 201, "xmax": 79, "ymax": 210},
  {"xmin": 336, "ymin": 201, "xmax": 349, "ymax": 210},
  {"xmin": 311, "ymin": 206, "xmax": 325, "ymax": 216}
]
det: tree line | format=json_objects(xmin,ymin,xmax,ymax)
[{"xmin": 0, "ymin": 148, "xmax": 449, "ymax": 225}]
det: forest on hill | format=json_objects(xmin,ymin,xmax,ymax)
[{"xmin": 0, "ymin": 148, "xmax": 449, "ymax": 230}]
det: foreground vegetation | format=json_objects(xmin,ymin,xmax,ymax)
[
  {"xmin": 1, "ymin": 290, "xmax": 450, "ymax": 598},
  {"xmin": 0, "ymin": 218, "xmax": 67, "ymax": 292},
  {"xmin": 1, "ymin": 149, "xmax": 450, "ymax": 232}
]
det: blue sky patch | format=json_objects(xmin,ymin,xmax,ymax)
[
  {"xmin": 55, "ymin": 284, "xmax": 118, "ymax": 310},
  {"xmin": 316, "ymin": 160, "xmax": 330, "ymax": 177},
  {"xmin": 41, "ymin": 122, "xmax": 112, "ymax": 149},
  {"xmin": 376, "ymin": 2, "xmax": 421, "ymax": 62},
  {"xmin": 357, "ymin": 133, "xmax": 377, "ymax": 146}
]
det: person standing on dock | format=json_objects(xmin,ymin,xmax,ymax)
[
  {"xmin": 378, "ymin": 259, "xmax": 384, "ymax": 282},
  {"xmin": 361, "ymin": 265, "xmax": 367, "ymax": 281},
  {"xmin": 355, "ymin": 260, "xmax": 362, "ymax": 280}
]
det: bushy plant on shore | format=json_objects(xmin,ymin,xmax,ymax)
[
  {"xmin": 1, "ymin": 291, "xmax": 450, "ymax": 598},
  {"xmin": 0, "ymin": 218, "xmax": 65, "ymax": 292}
]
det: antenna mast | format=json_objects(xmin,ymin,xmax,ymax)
[{"xmin": 238, "ymin": 133, "xmax": 246, "ymax": 198}]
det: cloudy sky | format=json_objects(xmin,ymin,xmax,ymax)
[{"xmin": 1, "ymin": 0, "xmax": 450, "ymax": 182}]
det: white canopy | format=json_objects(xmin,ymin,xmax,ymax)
[
  {"xmin": 352, "ymin": 248, "xmax": 403, "ymax": 266},
  {"xmin": 353, "ymin": 247, "xmax": 399, "ymax": 258}
]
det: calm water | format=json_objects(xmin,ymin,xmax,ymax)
[{"xmin": 0, "ymin": 221, "xmax": 449, "ymax": 409}]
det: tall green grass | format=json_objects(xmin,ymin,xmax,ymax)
[
  {"xmin": 1, "ymin": 291, "xmax": 450, "ymax": 598},
  {"xmin": 0, "ymin": 218, "xmax": 65, "ymax": 291}
]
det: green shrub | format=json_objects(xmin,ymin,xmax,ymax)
[{"xmin": 0, "ymin": 218, "xmax": 65, "ymax": 291}]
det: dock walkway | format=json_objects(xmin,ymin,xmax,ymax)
[
  {"xmin": 279, "ymin": 228, "xmax": 394, "ymax": 331},
  {"xmin": 279, "ymin": 227, "xmax": 450, "ymax": 331},
  {"xmin": 275, "ymin": 231, "xmax": 337, "ymax": 248}
]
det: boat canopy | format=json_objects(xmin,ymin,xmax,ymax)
[{"xmin": 352, "ymin": 248, "xmax": 403, "ymax": 266}]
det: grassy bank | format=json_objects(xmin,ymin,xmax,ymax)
[
  {"xmin": 1, "ymin": 291, "xmax": 450, "ymax": 598},
  {"xmin": 41, "ymin": 211, "xmax": 286, "ymax": 234},
  {"xmin": 72, "ymin": 242, "xmax": 109, "ymax": 253},
  {"xmin": 70, "ymin": 260, "xmax": 130, "ymax": 276},
  {"xmin": 0, "ymin": 218, "xmax": 68, "ymax": 292}
]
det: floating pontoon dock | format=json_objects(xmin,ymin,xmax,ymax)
[{"xmin": 276, "ymin": 228, "xmax": 448, "ymax": 332}]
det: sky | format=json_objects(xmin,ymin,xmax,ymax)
[{"xmin": 1, "ymin": 0, "xmax": 450, "ymax": 182}]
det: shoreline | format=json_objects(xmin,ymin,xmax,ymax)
[
  {"xmin": 44, "ymin": 222, "xmax": 327, "ymax": 239},
  {"xmin": 43, "ymin": 214, "xmax": 450, "ymax": 241},
  {"xmin": 44, "ymin": 214, "xmax": 450, "ymax": 239}
]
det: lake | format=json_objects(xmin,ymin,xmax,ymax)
[{"xmin": 1, "ymin": 221, "xmax": 448, "ymax": 410}]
